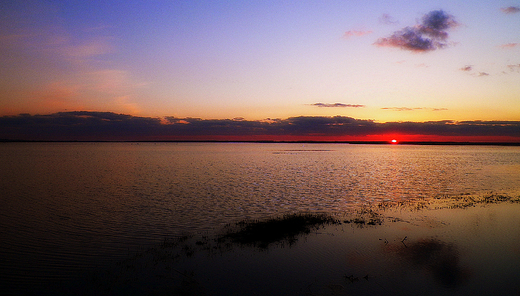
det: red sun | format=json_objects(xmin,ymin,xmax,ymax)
[{"xmin": 391, "ymin": 139, "xmax": 398, "ymax": 144}]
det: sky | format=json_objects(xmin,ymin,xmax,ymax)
[{"xmin": 1, "ymin": 0, "xmax": 519, "ymax": 141}]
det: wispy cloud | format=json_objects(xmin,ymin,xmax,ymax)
[
  {"xmin": 499, "ymin": 43, "xmax": 519, "ymax": 49},
  {"xmin": 381, "ymin": 107, "xmax": 448, "ymax": 111},
  {"xmin": 379, "ymin": 13, "xmax": 399, "ymax": 25},
  {"xmin": 2, "ymin": 112, "xmax": 519, "ymax": 141},
  {"xmin": 501, "ymin": 6, "xmax": 520, "ymax": 14},
  {"xmin": 343, "ymin": 30, "xmax": 373, "ymax": 38},
  {"xmin": 382, "ymin": 107, "xmax": 419, "ymax": 111},
  {"xmin": 374, "ymin": 10, "xmax": 458, "ymax": 52},
  {"xmin": 61, "ymin": 37, "xmax": 115, "ymax": 58},
  {"xmin": 311, "ymin": 103, "xmax": 365, "ymax": 108},
  {"xmin": 459, "ymin": 65, "xmax": 490, "ymax": 77},
  {"xmin": 508, "ymin": 64, "xmax": 520, "ymax": 72},
  {"xmin": 28, "ymin": 82, "xmax": 84, "ymax": 112},
  {"xmin": 87, "ymin": 70, "xmax": 131, "ymax": 94},
  {"xmin": 0, "ymin": 6, "xmax": 144, "ymax": 116}
]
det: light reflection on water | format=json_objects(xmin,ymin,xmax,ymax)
[{"xmin": 1, "ymin": 142, "xmax": 520, "ymax": 294}]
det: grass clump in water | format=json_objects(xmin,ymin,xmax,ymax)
[
  {"xmin": 343, "ymin": 206, "xmax": 384, "ymax": 226},
  {"xmin": 219, "ymin": 213, "xmax": 340, "ymax": 249}
]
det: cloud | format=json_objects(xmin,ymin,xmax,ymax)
[
  {"xmin": 311, "ymin": 103, "xmax": 365, "ymax": 108},
  {"xmin": 343, "ymin": 30, "xmax": 373, "ymax": 38},
  {"xmin": 87, "ymin": 70, "xmax": 131, "ymax": 94},
  {"xmin": 379, "ymin": 13, "xmax": 399, "ymax": 25},
  {"xmin": 374, "ymin": 10, "xmax": 458, "ymax": 52},
  {"xmin": 0, "ymin": 4, "xmax": 144, "ymax": 116},
  {"xmin": 508, "ymin": 64, "xmax": 520, "ymax": 72},
  {"xmin": 2, "ymin": 112, "xmax": 519, "ymax": 142},
  {"xmin": 61, "ymin": 37, "xmax": 115, "ymax": 58},
  {"xmin": 382, "ymin": 107, "xmax": 448, "ymax": 111},
  {"xmin": 501, "ymin": 6, "xmax": 520, "ymax": 14},
  {"xmin": 0, "ymin": 112, "xmax": 161, "ymax": 141},
  {"xmin": 499, "ymin": 43, "xmax": 519, "ymax": 49},
  {"xmin": 0, "ymin": 4, "xmax": 115, "ymax": 64},
  {"xmin": 382, "ymin": 107, "xmax": 418, "ymax": 111},
  {"xmin": 459, "ymin": 65, "xmax": 490, "ymax": 77},
  {"xmin": 29, "ymin": 81, "xmax": 84, "ymax": 112}
]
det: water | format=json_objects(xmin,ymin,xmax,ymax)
[{"xmin": 1, "ymin": 142, "xmax": 520, "ymax": 294}]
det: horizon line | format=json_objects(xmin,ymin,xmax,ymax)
[{"xmin": 2, "ymin": 139, "xmax": 519, "ymax": 146}]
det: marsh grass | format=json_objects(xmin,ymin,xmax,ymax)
[
  {"xmin": 218, "ymin": 212, "xmax": 341, "ymax": 248},
  {"xmin": 344, "ymin": 206, "xmax": 384, "ymax": 226},
  {"xmin": 428, "ymin": 193, "xmax": 520, "ymax": 209}
]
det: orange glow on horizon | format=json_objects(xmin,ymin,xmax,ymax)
[{"xmin": 147, "ymin": 134, "xmax": 520, "ymax": 143}]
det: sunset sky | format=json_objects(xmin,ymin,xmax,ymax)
[{"xmin": 1, "ymin": 0, "xmax": 519, "ymax": 141}]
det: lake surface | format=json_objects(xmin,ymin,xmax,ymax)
[{"xmin": 1, "ymin": 142, "xmax": 520, "ymax": 295}]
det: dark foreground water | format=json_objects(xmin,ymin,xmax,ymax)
[{"xmin": 1, "ymin": 142, "xmax": 520, "ymax": 295}]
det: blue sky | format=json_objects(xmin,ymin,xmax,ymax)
[{"xmin": 1, "ymin": 0, "xmax": 519, "ymax": 141}]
